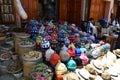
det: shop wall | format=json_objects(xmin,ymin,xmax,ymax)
[
  {"xmin": 59, "ymin": 0, "xmax": 82, "ymax": 26},
  {"xmin": 89, "ymin": 0, "xmax": 106, "ymax": 22},
  {"xmin": 20, "ymin": 0, "xmax": 39, "ymax": 21}
]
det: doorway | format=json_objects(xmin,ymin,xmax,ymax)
[{"xmin": 38, "ymin": 0, "xmax": 59, "ymax": 21}]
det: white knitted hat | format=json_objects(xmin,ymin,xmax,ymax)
[{"xmin": 45, "ymin": 47, "xmax": 54, "ymax": 61}]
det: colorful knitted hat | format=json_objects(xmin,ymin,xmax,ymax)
[
  {"xmin": 59, "ymin": 50, "xmax": 70, "ymax": 62},
  {"xmin": 75, "ymin": 47, "xmax": 81, "ymax": 56},
  {"xmin": 45, "ymin": 47, "xmax": 54, "ymax": 61},
  {"xmin": 80, "ymin": 46, "xmax": 87, "ymax": 53},
  {"xmin": 61, "ymin": 45, "xmax": 68, "ymax": 51},
  {"xmin": 41, "ymin": 38, "xmax": 50, "ymax": 49},
  {"xmin": 80, "ymin": 53, "xmax": 89, "ymax": 65},
  {"xmin": 67, "ymin": 47, "xmax": 76, "ymax": 58},
  {"xmin": 50, "ymin": 52, "xmax": 61, "ymax": 66},
  {"xmin": 66, "ymin": 58, "xmax": 77, "ymax": 71},
  {"xmin": 55, "ymin": 61, "xmax": 67, "ymax": 75},
  {"xmin": 74, "ymin": 56, "xmax": 83, "ymax": 66}
]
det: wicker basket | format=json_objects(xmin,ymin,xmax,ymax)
[
  {"xmin": 18, "ymin": 40, "xmax": 36, "ymax": 56},
  {"xmin": 22, "ymin": 51, "xmax": 43, "ymax": 79},
  {"xmin": 13, "ymin": 33, "xmax": 30, "ymax": 53},
  {"xmin": 23, "ymin": 61, "xmax": 36, "ymax": 79},
  {"xmin": 0, "ymin": 35, "xmax": 6, "ymax": 41}
]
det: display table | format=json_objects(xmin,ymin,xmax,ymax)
[
  {"xmin": 104, "ymin": 34, "xmax": 118, "ymax": 51},
  {"xmin": 115, "ymin": 31, "xmax": 120, "ymax": 49}
]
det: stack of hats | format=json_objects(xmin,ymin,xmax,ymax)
[
  {"xmin": 75, "ymin": 68, "xmax": 90, "ymax": 80},
  {"xmin": 90, "ymin": 59, "xmax": 104, "ymax": 74},
  {"xmin": 63, "ymin": 72, "xmax": 79, "ymax": 80},
  {"xmin": 113, "ymin": 49, "xmax": 120, "ymax": 57}
]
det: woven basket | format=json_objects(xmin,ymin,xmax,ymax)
[
  {"xmin": 13, "ymin": 33, "xmax": 30, "ymax": 53},
  {"xmin": 22, "ymin": 51, "xmax": 43, "ymax": 79},
  {"xmin": 0, "ymin": 35, "xmax": 6, "ymax": 41},
  {"xmin": 23, "ymin": 60, "xmax": 36, "ymax": 79},
  {"xmin": 18, "ymin": 40, "xmax": 36, "ymax": 56}
]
